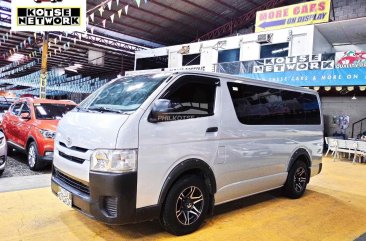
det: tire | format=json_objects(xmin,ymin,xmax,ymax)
[
  {"xmin": 27, "ymin": 142, "xmax": 44, "ymax": 171},
  {"xmin": 0, "ymin": 169, "xmax": 4, "ymax": 176},
  {"xmin": 284, "ymin": 160, "xmax": 309, "ymax": 199},
  {"xmin": 160, "ymin": 175, "xmax": 209, "ymax": 236}
]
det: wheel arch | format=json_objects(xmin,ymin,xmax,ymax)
[
  {"xmin": 287, "ymin": 148, "xmax": 311, "ymax": 182},
  {"xmin": 25, "ymin": 136, "xmax": 37, "ymax": 151},
  {"xmin": 158, "ymin": 158, "xmax": 217, "ymax": 208}
]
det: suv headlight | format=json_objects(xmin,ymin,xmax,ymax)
[
  {"xmin": 91, "ymin": 149, "xmax": 137, "ymax": 173},
  {"xmin": 39, "ymin": 129, "xmax": 56, "ymax": 139}
]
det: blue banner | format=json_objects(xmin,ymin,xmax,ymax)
[{"xmin": 239, "ymin": 67, "xmax": 366, "ymax": 86}]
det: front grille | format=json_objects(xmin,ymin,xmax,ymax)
[
  {"xmin": 54, "ymin": 169, "xmax": 90, "ymax": 195},
  {"xmin": 59, "ymin": 151, "xmax": 85, "ymax": 164},
  {"xmin": 103, "ymin": 197, "xmax": 118, "ymax": 217},
  {"xmin": 59, "ymin": 142, "xmax": 88, "ymax": 153}
]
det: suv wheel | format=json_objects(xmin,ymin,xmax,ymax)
[
  {"xmin": 160, "ymin": 174, "xmax": 209, "ymax": 236},
  {"xmin": 28, "ymin": 142, "xmax": 44, "ymax": 171},
  {"xmin": 284, "ymin": 160, "xmax": 309, "ymax": 199}
]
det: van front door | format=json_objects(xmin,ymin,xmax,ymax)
[{"xmin": 137, "ymin": 75, "xmax": 221, "ymax": 209}]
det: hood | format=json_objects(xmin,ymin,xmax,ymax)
[
  {"xmin": 56, "ymin": 111, "xmax": 130, "ymax": 150},
  {"xmin": 34, "ymin": 119, "xmax": 58, "ymax": 131}
]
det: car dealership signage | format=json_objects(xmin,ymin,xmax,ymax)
[
  {"xmin": 251, "ymin": 54, "xmax": 335, "ymax": 73},
  {"xmin": 216, "ymin": 51, "xmax": 366, "ymax": 86},
  {"xmin": 11, "ymin": 0, "xmax": 86, "ymax": 32},
  {"xmin": 255, "ymin": 0, "xmax": 331, "ymax": 32}
]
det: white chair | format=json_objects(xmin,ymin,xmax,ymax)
[
  {"xmin": 353, "ymin": 141, "xmax": 366, "ymax": 164},
  {"xmin": 325, "ymin": 137, "xmax": 337, "ymax": 157},
  {"xmin": 334, "ymin": 139, "xmax": 355, "ymax": 161}
]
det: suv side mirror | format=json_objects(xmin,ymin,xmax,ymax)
[
  {"xmin": 21, "ymin": 112, "xmax": 31, "ymax": 120},
  {"xmin": 148, "ymin": 99, "xmax": 173, "ymax": 123}
]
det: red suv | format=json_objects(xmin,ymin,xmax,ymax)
[{"xmin": 1, "ymin": 98, "xmax": 76, "ymax": 170}]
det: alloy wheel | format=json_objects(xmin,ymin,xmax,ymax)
[
  {"xmin": 175, "ymin": 186, "xmax": 204, "ymax": 226},
  {"xmin": 293, "ymin": 166, "xmax": 307, "ymax": 192},
  {"xmin": 28, "ymin": 145, "xmax": 36, "ymax": 168}
]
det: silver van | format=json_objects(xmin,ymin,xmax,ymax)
[{"xmin": 51, "ymin": 71, "xmax": 323, "ymax": 235}]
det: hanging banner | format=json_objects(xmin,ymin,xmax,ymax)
[
  {"xmin": 248, "ymin": 54, "xmax": 335, "ymax": 74},
  {"xmin": 239, "ymin": 68, "xmax": 366, "ymax": 87},
  {"xmin": 11, "ymin": 0, "xmax": 86, "ymax": 32},
  {"xmin": 255, "ymin": 0, "xmax": 331, "ymax": 33},
  {"xmin": 217, "ymin": 54, "xmax": 335, "ymax": 75}
]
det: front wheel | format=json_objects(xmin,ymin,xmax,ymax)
[
  {"xmin": 284, "ymin": 160, "xmax": 309, "ymax": 199},
  {"xmin": 160, "ymin": 175, "xmax": 209, "ymax": 236},
  {"xmin": 27, "ymin": 142, "xmax": 44, "ymax": 171}
]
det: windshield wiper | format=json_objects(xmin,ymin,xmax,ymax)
[
  {"xmin": 87, "ymin": 106, "xmax": 126, "ymax": 114},
  {"xmin": 75, "ymin": 106, "xmax": 94, "ymax": 113}
]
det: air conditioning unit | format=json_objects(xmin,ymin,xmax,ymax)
[
  {"xmin": 178, "ymin": 46, "xmax": 190, "ymax": 54},
  {"xmin": 257, "ymin": 34, "xmax": 273, "ymax": 44}
]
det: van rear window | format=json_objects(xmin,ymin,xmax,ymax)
[{"xmin": 227, "ymin": 82, "xmax": 321, "ymax": 125}]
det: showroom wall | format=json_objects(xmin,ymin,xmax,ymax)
[
  {"xmin": 321, "ymin": 96, "xmax": 366, "ymax": 138},
  {"xmin": 333, "ymin": 0, "xmax": 366, "ymax": 20}
]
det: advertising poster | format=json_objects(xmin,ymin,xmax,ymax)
[{"xmin": 255, "ymin": 0, "xmax": 331, "ymax": 32}]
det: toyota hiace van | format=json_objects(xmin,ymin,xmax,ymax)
[{"xmin": 51, "ymin": 71, "xmax": 323, "ymax": 235}]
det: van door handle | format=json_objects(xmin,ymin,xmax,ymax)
[{"xmin": 206, "ymin": 127, "xmax": 218, "ymax": 133}]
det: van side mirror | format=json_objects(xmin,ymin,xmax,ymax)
[
  {"xmin": 148, "ymin": 99, "xmax": 173, "ymax": 123},
  {"xmin": 21, "ymin": 112, "xmax": 31, "ymax": 120}
]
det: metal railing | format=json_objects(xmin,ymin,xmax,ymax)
[{"xmin": 352, "ymin": 117, "xmax": 366, "ymax": 138}]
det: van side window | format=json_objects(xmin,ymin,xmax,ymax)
[
  {"xmin": 160, "ymin": 75, "xmax": 218, "ymax": 121},
  {"xmin": 227, "ymin": 82, "xmax": 320, "ymax": 125}
]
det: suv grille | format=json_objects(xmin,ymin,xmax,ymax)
[
  {"xmin": 59, "ymin": 151, "xmax": 85, "ymax": 164},
  {"xmin": 54, "ymin": 169, "xmax": 90, "ymax": 195}
]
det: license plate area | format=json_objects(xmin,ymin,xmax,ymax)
[{"xmin": 57, "ymin": 187, "xmax": 72, "ymax": 207}]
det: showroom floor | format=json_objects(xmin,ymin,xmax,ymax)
[{"xmin": 0, "ymin": 157, "xmax": 365, "ymax": 241}]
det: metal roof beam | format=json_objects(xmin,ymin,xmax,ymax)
[
  {"xmin": 119, "ymin": 0, "xmax": 202, "ymax": 34},
  {"xmin": 149, "ymin": 0, "xmax": 217, "ymax": 27},
  {"xmin": 181, "ymin": 0, "xmax": 231, "ymax": 22},
  {"xmin": 213, "ymin": 0, "xmax": 240, "ymax": 14},
  {"xmin": 196, "ymin": 0, "xmax": 286, "ymax": 41},
  {"xmin": 87, "ymin": 2, "xmax": 193, "ymax": 40}
]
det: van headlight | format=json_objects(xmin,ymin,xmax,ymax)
[{"xmin": 91, "ymin": 149, "xmax": 137, "ymax": 173}]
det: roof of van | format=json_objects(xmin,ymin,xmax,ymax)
[{"xmin": 161, "ymin": 71, "xmax": 319, "ymax": 95}]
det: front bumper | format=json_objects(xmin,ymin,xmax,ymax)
[
  {"xmin": 39, "ymin": 154, "xmax": 53, "ymax": 162},
  {"xmin": 51, "ymin": 167, "xmax": 159, "ymax": 224}
]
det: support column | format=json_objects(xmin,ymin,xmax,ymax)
[{"xmin": 39, "ymin": 32, "xmax": 49, "ymax": 99}]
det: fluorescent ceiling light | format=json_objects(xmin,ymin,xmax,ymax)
[
  {"xmin": 272, "ymin": 47, "xmax": 289, "ymax": 54},
  {"xmin": 65, "ymin": 63, "xmax": 83, "ymax": 72},
  {"xmin": 7, "ymin": 53, "xmax": 25, "ymax": 62}
]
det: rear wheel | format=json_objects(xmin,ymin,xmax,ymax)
[
  {"xmin": 160, "ymin": 175, "xmax": 209, "ymax": 236},
  {"xmin": 27, "ymin": 142, "xmax": 44, "ymax": 171},
  {"xmin": 284, "ymin": 160, "xmax": 309, "ymax": 199}
]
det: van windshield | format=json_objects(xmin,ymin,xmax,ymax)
[{"xmin": 78, "ymin": 74, "xmax": 169, "ymax": 112}]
